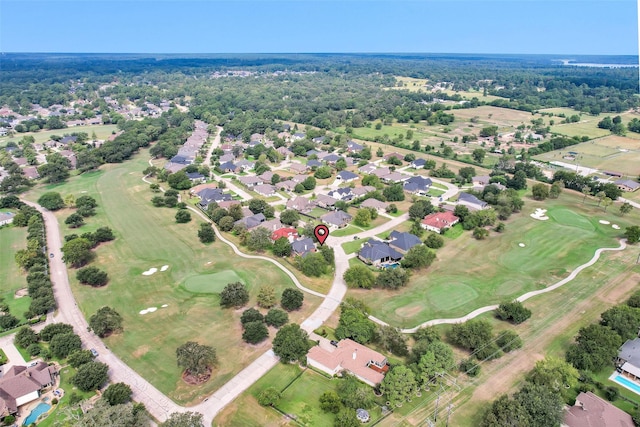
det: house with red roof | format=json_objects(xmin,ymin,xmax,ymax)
[
  {"xmin": 421, "ymin": 211, "xmax": 460, "ymax": 233},
  {"xmin": 307, "ymin": 339, "xmax": 389, "ymax": 387},
  {"xmin": 271, "ymin": 227, "xmax": 299, "ymax": 243}
]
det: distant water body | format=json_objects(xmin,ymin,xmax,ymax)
[{"xmin": 557, "ymin": 59, "xmax": 638, "ymax": 68}]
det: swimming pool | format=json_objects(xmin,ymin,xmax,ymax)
[
  {"xmin": 23, "ymin": 402, "xmax": 51, "ymax": 425},
  {"xmin": 612, "ymin": 374, "xmax": 640, "ymax": 395}
]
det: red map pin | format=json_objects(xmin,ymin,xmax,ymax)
[{"xmin": 314, "ymin": 224, "xmax": 329, "ymax": 246}]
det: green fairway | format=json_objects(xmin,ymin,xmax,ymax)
[
  {"xmin": 0, "ymin": 225, "xmax": 32, "ymax": 321},
  {"xmin": 25, "ymin": 149, "xmax": 322, "ymax": 405},
  {"xmin": 351, "ymin": 193, "xmax": 640, "ymax": 329},
  {"xmin": 0, "ymin": 124, "xmax": 118, "ymax": 147},
  {"xmin": 183, "ymin": 270, "xmax": 244, "ymax": 294}
]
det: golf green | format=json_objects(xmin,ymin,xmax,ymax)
[{"xmin": 184, "ymin": 270, "xmax": 244, "ymax": 293}]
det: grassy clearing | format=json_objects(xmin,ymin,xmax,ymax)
[
  {"xmin": 0, "ymin": 225, "xmax": 32, "ymax": 321},
  {"xmin": 0, "ymin": 124, "xmax": 118, "ymax": 146},
  {"xmin": 452, "ymin": 106, "xmax": 537, "ymax": 128},
  {"xmin": 534, "ymin": 135, "xmax": 640, "ymax": 176},
  {"xmin": 25, "ymin": 149, "xmax": 321, "ymax": 405},
  {"xmin": 351, "ymin": 192, "xmax": 640, "ymax": 329}
]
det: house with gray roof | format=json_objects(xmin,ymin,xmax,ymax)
[
  {"xmin": 321, "ymin": 210, "xmax": 352, "ymax": 228},
  {"xmin": 291, "ymin": 237, "xmax": 316, "ymax": 256},
  {"xmin": 235, "ymin": 159, "xmax": 255, "ymax": 172},
  {"xmin": 307, "ymin": 159, "xmax": 323, "ymax": 168},
  {"xmin": 322, "ymin": 154, "xmax": 342, "ymax": 165},
  {"xmin": 388, "ymin": 231, "xmax": 422, "ymax": 254},
  {"xmin": 337, "ymin": 170, "xmax": 359, "ymax": 182},
  {"xmin": 403, "ymin": 176, "xmax": 432, "ymax": 195},
  {"xmin": 615, "ymin": 179, "xmax": 640, "ymax": 192},
  {"xmin": 328, "ymin": 187, "xmax": 354, "ymax": 201},
  {"xmin": 186, "ymin": 172, "xmax": 205, "ymax": 183},
  {"xmin": 410, "ymin": 158, "xmax": 427, "ymax": 169},
  {"xmin": 457, "ymin": 192, "xmax": 488, "ymax": 211},
  {"xmin": 617, "ymin": 337, "xmax": 640, "ymax": 381},
  {"xmin": 358, "ymin": 239, "xmax": 402, "ymax": 266},
  {"xmin": 347, "ymin": 141, "xmax": 364, "ymax": 152},
  {"xmin": 234, "ymin": 213, "xmax": 266, "ymax": 230},
  {"xmin": 218, "ymin": 161, "xmax": 239, "ymax": 173},
  {"xmin": 197, "ymin": 188, "xmax": 232, "ymax": 207}
]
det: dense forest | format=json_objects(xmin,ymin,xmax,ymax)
[{"xmin": 0, "ymin": 54, "xmax": 637, "ymax": 136}]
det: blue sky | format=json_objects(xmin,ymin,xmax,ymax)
[{"xmin": 1, "ymin": 1, "xmax": 637, "ymax": 54}]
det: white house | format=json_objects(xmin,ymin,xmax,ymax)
[{"xmin": 0, "ymin": 212, "xmax": 15, "ymax": 226}]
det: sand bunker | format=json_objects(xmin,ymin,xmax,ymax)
[
  {"xmin": 161, "ymin": 304, "xmax": 168, "ymax": 308},
  {"xmin": 599, "ymin": 220, "xmax": 610, "ymax": 225},
  {"xmin": 530, "ymin": 208, "xmax": 549, "ymax": 221},
  {"xmin": 612, "ymin": 224, "xmax": 620, "ymax": 230},
  {"xmin": 160, "ymin": 265, "xmax": 169, "ymax": 272},
  {"xmin": 139, "ymin": 307, "xmax": 158, "ymax": 315},
  {"xmin": 142, "ymin": 268, "xmax": 158, "ymax": 276},
  {"xmin": 519, "ymin": 243, "xmax": 526, "ymax": 247}
]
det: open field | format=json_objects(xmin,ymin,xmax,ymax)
[
  {"xmin": 0, "ymin": 224, "xmax": 32, "ymax": 321},
  {"xmin": 538, "ymin": 107, "xmax": 586, "ymax": 117},
  {"xmin": 25, "ymin": 149, "xmax": 322, "ymax": 405},
  {"xmin": 350, "ymin": 192, "xmax": 640, "ymax": 329},
  {"xmin": 549, "ymin": 111, "xmax": 640, "ymax": 140},
  {"xmin": 534, "ymin": 135, "xmax": 640, "ymax": 177},
  {"xmin": 438, "ymin": 88, "xmax": 504, "ymax": 102},
  {"xmin": 452, "ymin": 106, "xmax": 537, "ymax": 128},
  {"xmin": 0, "ymin": 124, "xmax": 118, "ymax": 146}
]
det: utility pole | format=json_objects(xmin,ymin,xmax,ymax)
[{"xmin": 445, "ymin": 403, "xmax": 454, "ymax": 427}]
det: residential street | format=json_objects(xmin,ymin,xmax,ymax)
[{"xmin": 16, "ymin": 153, "xmax": 462, "ymax": 426}]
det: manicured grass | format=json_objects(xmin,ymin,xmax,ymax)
[
  {"xmin": 446, "ymin": 245, "xmax": 640, "ymax": 427},
  {"xmin": 183, "ymin": 270, "xmax": 244, "ymax": 294},
  {"xmin": 0, "ymin": 224, "xmax": 32, "ymax": 321},
  {"xmin": 0, "ymin": 124, "xmax": 118, "ymax": 146},
  {"xmin": 331, "ymin": 224, "xmax": 362, "ymax": 237},
  {"xmin": 276, "ymin": 369, "xmax": 336, "ymax": 426},
  {"xmin": 443, "ymin": 223, "xmax": 464, "ymax": 239},
  {"xmin": 351, "ymin": 193, "xmax": 640, "ymax": 329},
  {"xmin": 25, "ymin": 149, "xmax": 322, "ymax": 405},
  {"xmin": 215, "ymin": 363, "xmax": 385, "ymax": 427},
  {"xmin": 308, "ymin": 207, "xmax": 330, "ymax": 218},
  {"xmin": 342, "ymin": 238, "xmax": 367, "ymax": 255}
]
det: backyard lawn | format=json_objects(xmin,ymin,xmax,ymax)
[{"xmin": 25, "ymin": 150, "xmax": 322, "ymax": 405}]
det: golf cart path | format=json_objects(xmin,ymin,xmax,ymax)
[{"xmin": 367, "ymin": 239, "xmax": 628, "ymax": 333}]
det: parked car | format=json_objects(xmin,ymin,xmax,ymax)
[
  {"xmin": 330, "ymin": 340, "xmax": 338, "ymax": 347},
  {"xmin": 49, "ymin": 253, "xmax": 54, "ymax": 258},
  {"xmin": 90, "ymin": 348, "xmax": 99, "ymax": 357}
]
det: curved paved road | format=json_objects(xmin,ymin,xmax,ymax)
[
  {"xmin": 368, "ymin": 239, "xmax": 628, "ymax": 333},
  {"xmin": 22, "ymin": 200, "xmax": 183, "ymax": 422}
]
